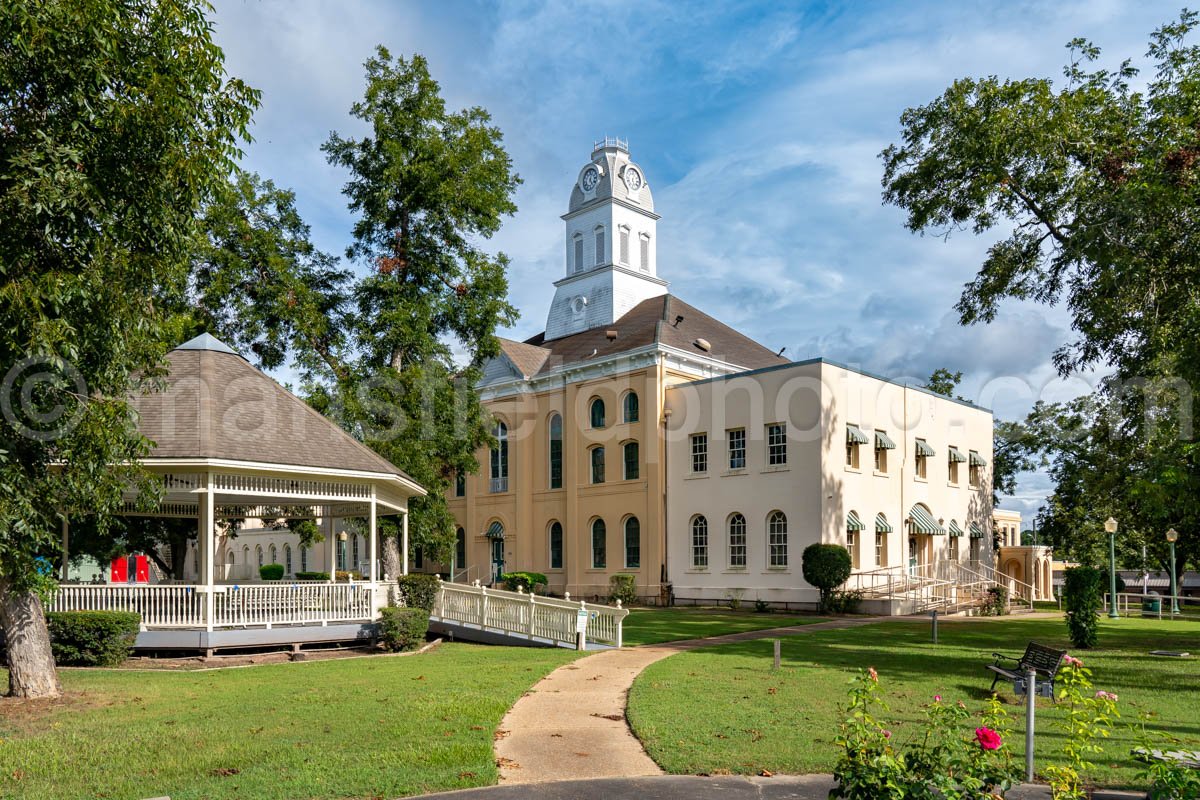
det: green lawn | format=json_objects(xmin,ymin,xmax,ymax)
[
  {"xmin": 627, "ymin": 616, "xmax": 1200, "ymax": 789},
  {"xmin": 0, "ymin": 643, "xmax": 580, "ymax": 800},
  {"xmin": 621, "ymin": 607, "xmax": 825, "ymax": 646}
]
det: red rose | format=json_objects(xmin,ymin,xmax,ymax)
[{"xmin": 975, "ymin": 727, "xmax": 1002, "ymax": 751}]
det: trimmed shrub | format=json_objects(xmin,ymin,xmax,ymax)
[
  {"xmin": 500, "ymin": 571, "xmax": 547, "ymax": 593},
  {"xmin": 754, "ymin": 599, "xmax": 772, "ymax": 613},
  {"xmin": 608, "ymin": 574, "xmax": 637, "ymax": 605},
  {"xmin": 827, "ymin": 588, "xmax": 864, "ymax": 614},
  {"xmin": 981, "ymin": 585, "xmax": 1009, "ymax": 616},
  {"xmin": 1064, "ymin": 566, "xmax": 1102, "ymax": 649},
  {"xmin": 294, "ymin": 571, "xmax": 329, "ymax": 581},
  {"xmin": 46, "ymin": 610, "xmax": 140, "ymax": 667},
  {"xmin": 259, "ymin": 563, "xmax": 284, "ymax": 581},
  {"xmin": 397, "ymin": 573, "xmax": 440, "ymax": 611},
  {"xmin": 378, "ymin": 606, "xmax": 430, "ymax": 652},
  {"xmin": 801, "ymin": 543, "xmax": 852, "ymax": 612}
]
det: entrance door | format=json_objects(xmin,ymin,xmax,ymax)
[
  {"xmin": 491, "ymin": 538, "xmax": 505, "ymax": 585},
  {"xmin": 908, "ymin": 536, "xmax": 918, "ymax": 575}
]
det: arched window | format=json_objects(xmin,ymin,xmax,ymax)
[
  {"xmin": 624, "ymin": 517, "xmax": 641, "ymax": 569},
  {"xmin": 591, "ymin": 519, "xmax": 607, "ymax": 569},
  {"xmin": 594, "ymin": 225, "xmax": 605, "ymax": 265},
  {"xmin": 549, "ymin": 413, "xmax": 563, "ymax": 489},
  {"xmin": 590, "ymin": 397, "xmax": 606, "ymax": 428},
  {"xmin": 728, "ymin": 513, "xmax": 747, "ymax": 568},
  {"xmin": 490, "ymin": 420, "xmax": 509, "ymax": 493},
  {"xmin": 300, "ymin": 546, "xmax": 308, "ymax": 572},
  {"xmin": 619, "ymin": 225, "xmax": 630, "ymax": 264},
  {"xmin": 269, "ymin": 544, "xmax": 277, "ymax": 564},
  {"xmin": 284, "ymin": 545, "xmax": 293, "ymax": 575},
  {"xmin": 590, "ymin": 445, "xmax": 605, "ymax": 484},
  {"xmin": 622, "ymin": 391, "xmax": 639, "ymax": 423},
  {"xmin": 549, "ymin": 521, "xmax": 563, "ymax": 570},
  {"xmin": 768, "ymin": 511, "xmax": 788, "ymax": 567},
  {"xmin": 691, "ymin": 515, "xmax": 709, "ymax": 568},
  {"xmin": 256, "ymin": 545, "xmax": 264, "ymax": 568},
  {"xmin": 456, "ymin": 527, "xmax": 467, "ymax": 572},
  {"xmin": 352, "ymin": 535, "xmax": 360, "ymax": 569},
  {"xmin": 242, "ymin": 544, "xmax": 250, "ymax": 569},
  {"xmin": 573, "ymin": 233, "xmax": 584, "ymax": 273},
  {"xmin": 226, "ymin": 549, "xmax": 235, "ymax": 565},
  {"xmin": 622, "ymin": 441, "xmax": 639, "ymax": 480}
]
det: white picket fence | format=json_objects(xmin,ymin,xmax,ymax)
[
  {"xmin": 50, "ymin": 582, "xmax": 381, "ymax": 629},
  {"xmin": 430, "ymin": 580, "xmax": 629, "ymax": 649}
]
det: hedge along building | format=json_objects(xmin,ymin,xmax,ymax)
[
  {"xmin": 49, "ymin": 333, "xmax": 426, "ymax": 652},
  {"xmin": 442, "ymin": 139, "xmax": 786, "ymax": 602},
  {"xmin": 664, "ymin": 360, "xmax": 997, "ymax": 612}
]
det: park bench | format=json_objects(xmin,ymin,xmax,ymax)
[
  {"xmin": 1133, "ymin": 747, "xmax": 1200, "ymax": 770},
  {"xmin": 986, "ymin": 641, "xmax": 1066, "ymax": 698}
]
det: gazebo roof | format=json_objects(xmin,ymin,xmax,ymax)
[{"xmin": 132, "ymin": 334, "xmax": 421, "ymax": 489}]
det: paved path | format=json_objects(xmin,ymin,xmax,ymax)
[{"xmin": 494, "ymin": 617, "xmax": 884, "ymax": 784}]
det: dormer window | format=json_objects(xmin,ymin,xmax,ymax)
[
  {"xmin": 573, "ymin": 233, "xmax": 583, "ymax": 273},
  {"xmin": 619, "ymin": 225, "xmax": 630, "ymax": 265},
  {"xmin": 594, "ymin": 225, "xmax": 605, "ymax": 266}
]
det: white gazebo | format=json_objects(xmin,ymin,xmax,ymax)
[{"xmin": 50, "ymin": 333, "xmax": 427, "ymax": 653}]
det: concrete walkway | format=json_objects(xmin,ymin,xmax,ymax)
[{"xmin": 494, "ymin": 617, "xmax": 883, "ymax": 784}]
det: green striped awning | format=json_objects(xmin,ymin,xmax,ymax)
[
  {"xmin": 908, "ymin": 505, "xmax": 945, "ymax": 535},
  {"xmin": 485, "ymin": 521, "xmax": 505, "ymax": 539},
  {"xmin": 847, "ymin": 510, "xmax": 865, "ymax": 531},
  {"xmin": 969, "ymin": 522, "xmax": 985, "ymax": 539},
  {"xmin": 846, "ymin": 424, "xmax": 870, "ymax": 445},
  {"xmin": 947, "ymin": 446, "xmax": 967, "ymax": 463},
  {"xmin": 948, "ymin": 520, "xmax": 964, "ymax": 537},
  {"xmin": 875, "ymin": 513, "xmax": 893, "ymax": 533},
  {"xmin": 969, "ymin": 451, "xmax": 987, "ymax": 467},
  {"xmin": 915, "ymin": 439, "xmax": 936, "ymax": 457},
  {"xmin": 874, "ymin": 430, "xmax": 897, "ymax": 450}
]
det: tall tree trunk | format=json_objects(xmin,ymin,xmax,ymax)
[
  {"xmin": 381, "ymin": 534, "xmax": 402, "ymax": 580},
  {"xmin": 168, "ymin": 531, "xmax": 190, "ymax": 580},
  {"xmin": 0, "ymin": 578, "xmax": 62, "ymax": 699}
]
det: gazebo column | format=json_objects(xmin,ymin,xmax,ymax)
[
  {"xmin": 60, "ymin": 517, "xmax": 69, "ymax": 581},
  {"xmin": 201, "ymin": 471, "xmax": 215, "ymax": 632},
  {"xmin": 368, "ymin": 491, "xmax": 378, "ymax": 584},
  {"xmin": 401, "ymin": 509, "xmax": 409, "ymax": 576},
  {"xmin": 327, "ymin": 513, "xmax": 336, "ymax": 580}
]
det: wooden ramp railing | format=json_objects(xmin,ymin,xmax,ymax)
[{"xmin": 430, "ymin": 579, "xmax": 629, "ymax": 650}]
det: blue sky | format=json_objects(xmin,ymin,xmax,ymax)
[{"xmin": 210, "ymin": 0, "xmax": 1178, "ymax": 520}]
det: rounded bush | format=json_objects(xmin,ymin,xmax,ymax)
[
  {"xmin": 397, "ymin": 573, "xmax": 440, "ymax": 611},
  {"xmin": 501, "ymin": 571, "xmax": 547, "ymax": 593},
  {"xmin": 259, "ymin": 563, "xmax": 284, "ymax": 581},
  {"xmin": 47, "ymin": 610, "xmax": 140, "ymax": 667},
  {"xmin": 802, "ymin": 543, "xmax": 852, "ymax": 612},
  {"xmin": 378, "ymin": 606, "xmax": 430, "ymax": 652}
]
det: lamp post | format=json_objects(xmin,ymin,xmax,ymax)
[
  {"xmin": 1166, "ymin": 528, "xmax": 1180, "ymax": 615},
  {"xmin": 1105, "ymin": 517, "xmax": 1120, "ymax": 619}
]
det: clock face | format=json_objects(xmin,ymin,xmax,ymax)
[
  {"xmin": 623, "ymin": 167, "xmax": 643, "ymax": 192},
  {"xmin": 581, "ymin": 166, "xmax": 600, "ymax": 192}
]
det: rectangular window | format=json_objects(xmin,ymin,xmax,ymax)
[
  {"xmin": 949, "ymin": 536, "xmax": 959, "ymax": 561},
  {"xmin": 619, "ymin": 228, "xmax": 630, "ymax": 264},
  {"xmin": 874, "ymin": 444, "xmax": 887, "ymax": 472},
  {"xmin": 640, "ymin": 235, "xmax": 649, "ymax": 270},
  {"xmin": 727, "ymin": 428, "xmax": 746, "ymax": 470},
  {"xmin": 949, "ymin": 459, "xmax": 959, "ymax": 484},
  {"xmin": 875, "ymin": 533, "xmax": 884, "ymax": 566},
  {"xmin": 969, "ymin": 451, "xmax": 981, "ymax": 487},
  {"xmin": 768, "ymin": 527, "xmax": 788, "ymax": 567},
  {"xmin": 549, "ymin": 524, "xmax": 563, "ymax": 570},
  {"xmin": 691, "ymin": 433, "xmax": 708, "ymax": 473},
  {"xmin": 591, "ymin": 446, "xmax": 605, "ymax": 484},
  {"xmin": 623, "ymin": 441, "xmax": 639, "ymax": 480},
  {"xmin": 574, "ymin": 237, "xmax": 583, "ymax": 273},
  {"xmin": 456, "ymin": 529, "xmax": 467, "ymax": 570},
  {"xmin": 846, "ymin": 441, "xmax": 859, "ymax": 468},
  {"xmin": 916, "ymin": 453, "xmax": 927, "ymax": 479},
  {"xmin": 847, "ymin": 531, "xmax": 858, "ymax": 569},
  {"xmin": 455, "ymin": 472, "xmax": 465, "ymax": 497},
  {"xmin": 592, "ymin": 527, "xmax": 606, "ymax": 569},
  {"xmin": 595, "ymin": 229, "xmax": 605, "ymax": 265},
  {"xmin": 767, "ymin": 423, "xmax": 787, "ymax": 466},
  {"xmin": 624, "ymin": 519, "xmax": 640, "ymax": 569},
  {"xmin": 549, "ymin": 416, "xmax": 563, "ymax": 490},
  {"xmin": 691, "ymin": 519, "xmax": 708, "ymax": 568},
  {"xmin": 728, "ymin": 515, "xmax": 747, "ymax": 567}
]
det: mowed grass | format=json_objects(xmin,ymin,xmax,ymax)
[
  {"xmin": 622, "ymin": 607, "xmax": 825, "ymax": 646},
  {"xmin": 627, "ymin": 617, "xmax": 1200, "ymax": 789},
  {"xmin": 0, "ymin": 643, "xmax": 580, "ymax": 800}
]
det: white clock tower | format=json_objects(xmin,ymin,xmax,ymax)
[{"xmin": 544, "ymin": 138, "xmax": 668, "ymax": 340}]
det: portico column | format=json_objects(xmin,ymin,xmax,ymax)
[
  {"xmin": 368, "ymin": 490, "xmax": 378, "ymax": 584},
  {"xmin": 327, "ymin": 513, "xmax": 336, "ymax": 581},
  {"xmin": 202, "ymin": 471, "xmax": 215, "ymax": 632},
  {"xmin": 401, "ymin": 509, "xmax": 409, "ymax": 576},
  {"xmin": 60, "ymin": 517, "xmax": 69, "ymax": 581}
]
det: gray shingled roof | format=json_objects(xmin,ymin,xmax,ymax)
[
  {"xmin": 510, "ymin": 295, "xmax": 786, "ymax": 377},
  {"xmin": 132, "ymin": 336, "xmax": 414, "ymax": 479}
]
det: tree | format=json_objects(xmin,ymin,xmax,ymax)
[
  {"xmin": 801, "ymin": 543, "xmax": 852, "ymax": 612},
  {"xmin": 923, "ymin": 368, "xmax": 966, "ymax": 401},
  {"xmin": 885, "ymin": 14, "xmax": 1200, "ymax": 580},
  {"xmin": 0, "ymin": 0, "xmax": 256, "ymax": 697},
  {"xmin": 317, "ymin": 49, "xmax": 520, "ymax": 572}
]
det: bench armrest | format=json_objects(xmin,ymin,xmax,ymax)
[{"xmin": 991, "ymin": 652, "xmax": 1017, "ymax": 664}]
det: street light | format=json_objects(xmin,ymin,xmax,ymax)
[
  {"xmin": 1105, "ymin": 517, "xmax": 1120, "ymax": 619},
  {"xmin": 1166, "ymin": 528, "xmax": 1180, "ymax": 615}
]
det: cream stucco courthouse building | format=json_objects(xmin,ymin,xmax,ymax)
[{"xmin": 441, "ymin": 139, "xmax": 1033, "ymax": 612}]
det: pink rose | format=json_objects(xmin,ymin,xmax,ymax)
[
  {"xmin": 1062, "ymin": 655, "xmax": 1083, "ymax": 667},
  {"xmin": 868, "ymin": 667, "xmax": 878, "ymax": 682},
  {"xmin": 933, "ymin": 695, "xmax": 942, "ymax": 702},
  {"xmin": 882, "ymin": 729, "xmax": 892, "ymax": 739},
  {"xmin": 1094, "ymin": 690, "xmax": 1118, "ymax": 702},
  {"xmin": 975, "ymin": 727, "xmax": 1002, "ymax": 751}
]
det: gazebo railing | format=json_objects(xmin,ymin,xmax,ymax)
[{"xmin": 49, "ymin": 582, "xmax": 378, "ymax": 629}]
